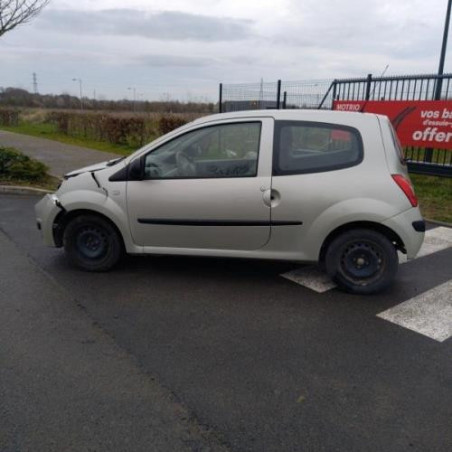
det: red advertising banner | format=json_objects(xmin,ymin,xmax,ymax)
[{"xmin": 333, "ymin": 100, "xmax": 452, "ymax": 150}]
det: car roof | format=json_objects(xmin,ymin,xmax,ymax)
[{"xmin": 191, "ymin": 109, "xmax": 385, "ymax": 127}]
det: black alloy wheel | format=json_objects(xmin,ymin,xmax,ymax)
[
  {"xmin": 325, "ymin": 229, "xmax": 398, "ymax": 294},
  {"xmin": 63, "ymin": 214, "xmax": 123, "ymax": 271}
]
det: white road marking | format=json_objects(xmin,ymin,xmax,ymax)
[
  {"xmin": 281, "ymin": 226, "xmax": 452, "ymax": 293},
  {"xmin": 377, "ymin": 280, "xmax": 452, "ymax": 342},
  {"xmin": 280, "ymin": 265, "xmax": 336, "ymax": 293}
]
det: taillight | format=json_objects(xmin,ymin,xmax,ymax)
[{"xmin": 392, "ymin": 174, "xmax": 418, "ymax": 207}]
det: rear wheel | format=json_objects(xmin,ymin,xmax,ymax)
[
  {"xmin": 325, "ymin": 229, "xmax": 398, "ymax": 294},
  {"xmin": 63, "ymin": 214, "xmax": 123, "ymax": 271}
]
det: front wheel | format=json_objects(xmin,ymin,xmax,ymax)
[
  {"xmin": 63, "ymin": 214, "xmax": 123, "ymax": 271},
  {"xmin": 324, "ymin": 229, "xmax": 398, "ymax": 294}
]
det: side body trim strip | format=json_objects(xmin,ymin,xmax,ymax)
[{"xmin": 137, "ymin": 219, "xmax": 302, "ymax": 226}]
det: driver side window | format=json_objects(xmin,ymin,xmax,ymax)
[{"xmin": 143, "ymin": 122, "xmax": 261, "ymax": 179}]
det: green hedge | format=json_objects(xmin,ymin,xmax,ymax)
[
  {"xmin": 0, "ymin": 147, "xmax": 49, "ymax": 182},
  {"xmin": 0, "ymin": 109, "xmax": 19, "ymax": 126},
  {"xmin": 44, "ymin": 111, "xmax": 188, "ymax": 147}
]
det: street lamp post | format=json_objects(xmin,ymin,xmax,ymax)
[
  {"xmin": 72, "ymin": 78, "xmax": 83, "ymax": 110},
  {"xmin": 425, "ymin": 0, "xmax": 452, "ymax": 163},
  {"xmin": 128, "ymin": 87, "xmax": 136, "ymax": 112},
  {"xmin": 436, "ymin": 0, "xmax": 452, "ymax": 100}
]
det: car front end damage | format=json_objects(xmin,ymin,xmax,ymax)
[{"xmin": 35, "ymin": 193, "xmax": 66, "ymax": 247}]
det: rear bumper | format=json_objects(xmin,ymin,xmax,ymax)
[
  {"xmin": 412, "ymin": 220, "xmax": 425, "ymax": 232},
  {"xmin": 382, "ymin": 208, "xmax": 425, "ymax": 259},
  {"xmin": 35, "ymin": 194, "xmax": 63, "ymax": 247}
]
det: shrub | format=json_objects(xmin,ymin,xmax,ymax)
[
  {"xmin": 0, "ymin": 147, "xmax": 49, "ymax": 182},
  {"xmin": 46, "ymin": 111, "xmax": 150, "ymax": 146},
  {"xmin": 0, "ymin": 109, "xmax": 19, "ymax": 126},
  {"xmin": 102, "ymin": 116, "xmax": 147, "ymax": 145},
  {"xmin": 1, "ymin": 109, "xmax": 196, "ymax": 150},
  {"xmin": 158, "ymin": 115, "xmax": 188, "ymax": 135},
  {"xmin": 47, "ymin": 111, "xmax": 70, "ymax": 134},
  {"xmin": 21, "ymin": 108, "xmax": 48, "ymax": 124}
]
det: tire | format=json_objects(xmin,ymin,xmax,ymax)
[
  {"xmin": 63, "ymin": 214, "xmax": 123, "ymax": 272},
  {"xmin": 324, "ymin": 229, "xmax": 398, "ymax": 294}
]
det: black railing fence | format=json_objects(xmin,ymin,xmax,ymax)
[
  {"xmin": 219, "ymin": 73, "xmax": 452, "ymax": 176},
  {"xmin": 333, "ymin": 73, "xmax": 452, "ymax": 103}
]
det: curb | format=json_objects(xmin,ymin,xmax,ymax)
[
  {"xmin": 425, "ymin": 218, "xmax": 452, "ymax": 228},
  {"xmin": 0, "ymin": 185, "xmax": 52, "ymax": 195}
]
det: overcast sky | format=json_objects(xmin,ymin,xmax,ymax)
[{"xmin": 0, "ymin": 0, "xmax": 450, "ymax": 101}]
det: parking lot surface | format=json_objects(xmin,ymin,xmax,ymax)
[
  {"xmin": 0, "ymin": 227, "xmax": 225, "ymax": 452},
  {"xmin": 1, "ymin": 193, "xmax": 451, "ymax": 452}
]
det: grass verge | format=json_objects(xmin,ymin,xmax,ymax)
[
  {"xmin": 0, "ymin": 123, "xmax": 136, "ymax": 155},
  {"xmin": 0, "ymin": 175, "xmax": 60, "ymax": 192},
  {"xmin": 411, "ymin": 174, "xmax": 451, "ymax": 223}
]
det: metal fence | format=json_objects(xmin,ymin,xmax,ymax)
[
  {"xmin": 333, "ymin": 73, "xmax": 451, "ymax": 104},
  {"xmin": 219, "ymin": 73, "xmax": 452, "ymax": 177},
  {"xmin": 333, "ymin": 74, "xmax": 452, "ymax": 177},
  {"xmin": 219, "ymin": 79, "xmax": 334, "ymax": 112},
  {"xmin": 220, "ymin": 81, "xmax": 281, "ymax": 112}
]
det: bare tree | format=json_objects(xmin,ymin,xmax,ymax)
[{"xmin": 0, "ymin": 1, "xmax": 50, "ymax": 37}]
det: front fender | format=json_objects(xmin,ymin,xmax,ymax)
[{"xmin": 57, "ymin": 188, "xmax": 139, "ymax": 253}]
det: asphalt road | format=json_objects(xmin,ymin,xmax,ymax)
[
  {"xmin": 1, "ymin": 194, "xmax": 451, "ymax": 452},
  {"xmin": 0, "ymin": 226, "xmax": 225, "ymax": 452}
]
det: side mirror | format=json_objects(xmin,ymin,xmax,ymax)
[{"xmin": 128, "ymin": 157, "xmax": 144, "ymax": 181}]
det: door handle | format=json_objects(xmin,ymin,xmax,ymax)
[{"xmin": 262, "ymin": 189, "xmax": 280, "ymax": 207}]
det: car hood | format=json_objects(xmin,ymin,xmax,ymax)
[{"xmin": 64, "ymin": 158, "xmax": 124, "ymax": 179}]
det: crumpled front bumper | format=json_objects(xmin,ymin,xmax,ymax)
[{"xmin": 35, "ymin": 194, "xmax": 64, "ymax": 247}]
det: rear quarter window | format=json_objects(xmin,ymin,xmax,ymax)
[{"xmin": 273, "ymin": 121, "xmax": 364, "ymax": 175}]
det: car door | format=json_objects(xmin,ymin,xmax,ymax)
[{"xmin": 127, "ymin": 118, "xmax": 274, "ymax": 250}]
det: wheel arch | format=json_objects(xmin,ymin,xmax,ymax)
[
  {"xmin": 53, "ymin": 209, "xmax": 125, "ymax": 250},
  {"xmin": 318, "ymin": 221, "xmax": 406, "ymax": 265}
]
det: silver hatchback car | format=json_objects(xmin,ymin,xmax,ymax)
[{"xmin": 35, "ymin": 110, "xmax": 424, "ymax": 294}]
